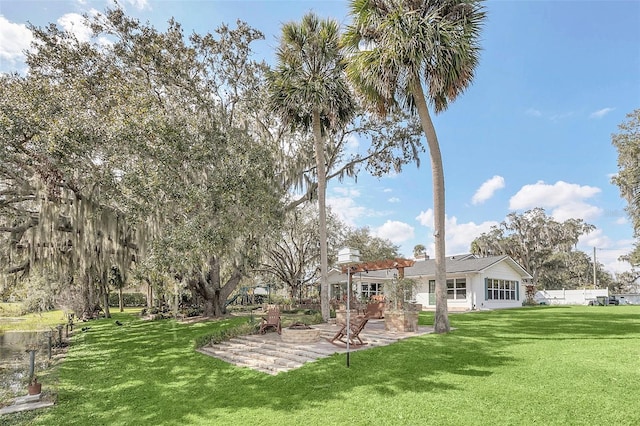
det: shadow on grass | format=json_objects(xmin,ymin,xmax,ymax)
[{"xmin": 24, "ymin": 305, "xmax": 640, "ymax": 425}]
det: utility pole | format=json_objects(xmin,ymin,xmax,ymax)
[{"xmin": 593, "ymin": 247, "xmax": 597, "ymax": 288}]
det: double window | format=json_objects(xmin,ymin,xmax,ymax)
[
  {"xmin": 447, "ymin": 278, "xmax": 466, "ymax": 300},
  {"xmin": 486, "ymin": 279, "xmax": 519, "ymax": 300},
  {"xmin": 360, "ymin": 282, "xmax": 382, "ymax": 299},
  {"xmin": 428, "ymin": 278, "xmax": 467, "ymax": 300}
]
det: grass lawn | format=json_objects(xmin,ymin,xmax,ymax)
[
  {"xmin": 3, "ymin": 305, "xmax": 640, "ymax": 425},
  {"xmin": 0, "ymin": 303, "xmax": 71, "ymax": 332}
]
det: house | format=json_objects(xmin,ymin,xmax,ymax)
[{"xmin": 328, "ymin": 254, "xmax": 532, "ymax": 311}]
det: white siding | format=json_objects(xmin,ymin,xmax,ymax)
[
  {"xmin": 415, "ymin": 274, "xmax": 475, "ymax": 312},
  {"xmin": 477, "ymin": 262, "xmax": 524, "ymax": 310}
]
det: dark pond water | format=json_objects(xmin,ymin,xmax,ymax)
[{"xmin": 0, "ymin": 329, "xmax": 51, "ymax": 398}]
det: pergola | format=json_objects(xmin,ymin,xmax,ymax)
[{"xmin": 340, "ymin": 258, "xmax": 416, "ymax": 279}]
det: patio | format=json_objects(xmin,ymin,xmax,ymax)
[{"xmin": 197, "ymin": 319, "xmax": 434, "ymax": 375}]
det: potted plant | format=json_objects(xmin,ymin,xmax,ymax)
[
  {"xmin": 384, "ymin": 278, "xmax": 420, "ymax": 332},
  {"xmin": 28, "ymin": 376, "xmax": 42, "ymax": 395}
]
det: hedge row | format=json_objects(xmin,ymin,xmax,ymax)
[{"xmin": 108, "ymin": 292, "xmax": 147, "ymax": 307}]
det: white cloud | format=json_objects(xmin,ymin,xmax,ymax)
[
  {"xmin": 374, "ymin": 221, "xmax": 415, "ymax": 244},
  {"xmin": 345, "ymin": 133, "xmax": 359, "ymax": 154},
  {"xmin": 578, "ymin": 230, "xmax": 635, "ymax": 274},
  {"xmin": 416, "ymin": 209, "xmax": 499, "ymax": 255},
  {"xmin": 107, "ymin": 0, "xmax": 150, "ymax": 10},
  {"xmin": 383, "ymin": 188, "xmax": 393, "ymax": 193},
  {"xmin": 416, "ymin": 209, "xmax": 434, "ymax": 227},
  {"xmin": 615, "ymin": 217, "xmax": 628, "ymax": 225},
  {"xmin": 128, "ymin": 0, "xmax": 151, "ymax": 9},
  {"xmin": 0, "ymin": 16, "xmax": 33, "ymax": 64},
  {"xmin": 472, "ymin": 175, "xmax": 505, "ymax": 205},
  {"xmin": 388, "ymin": 197, "xmax": 400, "ymax": 203},
  {"xmin": 525, "ymin": 108, "xmax": 575, "ymax": 121},
  {"xmin": 445, "ymin": 216, "xmax": 499, "ymax": 255},
  {"xmin": 334, "ymin": 187, "xmax": 360, "ymax": 198},
  {"xmin": 590, "ymin": 107, "xmax": 614, "ymax": 119},
  {"xmin": 551, "ymin": 202, "xmax": 603, "ymax": 222},
  {"xmin": 526, "ymin": 108, "xmax": 542, "ymax": 117},
  {"xmin": 58, "ymin": 13, "xmax": 92, "ymax": 43},
  {"xmin": 327, "ymin": 196, "xmax": 367, "ymax": 227},
  {"xmin": 549, "ymin": 111, "xmax": 575, "ymax": 121},
  {"xmin": 509, "ymin": 180, "xmax": 602, "ymax": 221}
]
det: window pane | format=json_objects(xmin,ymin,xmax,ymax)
[
  {"xmin": 457, "ymin": 289, "xmax": 466, "ymax": 299},
  {"xmin": 447, "ymin": 289, "xmax": 454, "ymax": 299}
]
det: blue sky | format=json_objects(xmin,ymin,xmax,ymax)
[{"xmin": 1, "ymin": 0, "xmax": 639, "ymax": 276}]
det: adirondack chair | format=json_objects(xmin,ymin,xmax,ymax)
[
  {"xmin": 329, "ymin": 316, "xmax": 369, "ymax": 346},
  {"xmin": 259, "ymin": 307, "xmax": 281, "ymax": 334}
]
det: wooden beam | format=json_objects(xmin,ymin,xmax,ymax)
[{"xmin": 341, "ymin": 258, "xmax": 415, "ymax": 274}]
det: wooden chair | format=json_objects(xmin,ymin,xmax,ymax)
[
  {"xmin": 259, "ymin": 307, "xmax": 281, "ymax": 334},
  {"xmin": 366, "ymin": 302, "xmax": 385, "ymax": 319},
  {"xmin": 329, "ymin": 316, "xmax": 369, "ymax": 346}
]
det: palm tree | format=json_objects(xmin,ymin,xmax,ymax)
[
  {"xmin": 267, "ymin": 13, "xmax": 356, "ymax": 321},
  {"xmin": 343, "ymin": 0, "xmax": 485, "ymax": 333}
]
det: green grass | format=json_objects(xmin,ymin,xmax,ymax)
[
  {"xmin": 0, "ymin": 304, "xmax": 69, "ymax": 332},
  {"xmin": 4, "ymin": 306, "xmax": 640, "ymax": 425},
  {"xmin": 0, "ymin": 302, "xmax": 23, "ymax": 317}
]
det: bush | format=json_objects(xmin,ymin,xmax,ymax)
[
  {"xmin": 194, "ymin": 321, "xmax": 258, "ymax": 348},
  {"xmin": 108, "ymin": 292, "xmax": 147, "ymax": 307}
]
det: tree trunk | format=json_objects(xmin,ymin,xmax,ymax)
[
  {"xmin": 411, "ymin": 76, "xmax": 449, "ymax": 333},
  {"xmin": 313, "ymin": 109, "xmax": 330, "ymax": 322},
  {"xmin": 194, "ymin": 256, "xmax": 245, "ymax": 318},
  {"xmin": 146, "ymin": 280, "xmax": 153, "ymax": 309},
  {"xmin": 203, "ymin": 297, "xmax": 215, "ymax": 317},
  {"xmin": 101, "ymin": 282, "xmax": 111, "ymax": 319},
  {"xmin": 119, "ymin": 287, "xmax": 124, "ymax": 312}
]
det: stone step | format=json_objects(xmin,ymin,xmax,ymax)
[
  {"xmin": 237, "ymin": 342, "xmax": 313, "ymax": 361},
  {"xmin": 216, "ymin": 342, "xmax": 318, "ymax": 365},
  {"xmin": 318, "ymin": 330, "xmax": 399, "ymax": 346},
  {"xmin": 198, "ymin": 347, "xmax": 293, "ymax": 375},
  {"xmin": 231, "ymin": 336, "xmax": 336, "ymax": 357},
  {"xmin": 210, "ymin": 343, "xmax": 300, "ymax": 367},
  {"xmin": 197, "ymin": 324, "xmax": 433, "ymax": 375}
]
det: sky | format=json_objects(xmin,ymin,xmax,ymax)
[{"xmin": 1, "ymin": 0, "xmax": 639, "ymax": 277}]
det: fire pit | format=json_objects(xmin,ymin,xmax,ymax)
[{"xmin": 280, "ymin": 322, "xmax": 321, "ymax": 343}]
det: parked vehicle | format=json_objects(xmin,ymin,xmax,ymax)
[{"xmin": 588, "ymin": 296, "xmax": 620, "ymax": 306}]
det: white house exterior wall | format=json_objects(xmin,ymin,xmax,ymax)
[
  {"xmin": 478, "ymin": 262, "xmax": 524, "ymax": 310},
  {"xmin": 415, "ymin": 262, "xmax": 526, "ymax": 311},
  {"xmin": 414, "ymin": 275, "xmax": 475, "ymax": 312}
]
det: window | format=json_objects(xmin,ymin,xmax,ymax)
[
  {"xmin": 485, "ymin": 279, "xmax": 519, "ymax": 300},
  {"xmin": 429, "ymin": 279, "xmax": 466, "ymax": 301},
  {"xmin": 360, "ymin": 282, "xmax": 382, "ymax": 299},
  {"xmin": 446, "ymin": 278, "xmax": 466, "ymax": 300}
]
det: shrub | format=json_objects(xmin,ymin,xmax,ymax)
[
  {"xmin": 108, "ymin": 292, "xmax": 147, "ymax": 307},
  {"xmin": 194, "ymin": 321, "xmax": 258, "ymax": 348}
]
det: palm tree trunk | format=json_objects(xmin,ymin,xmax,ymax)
[
  {"xmin": 313, "ymin": 109, "xmax": 330, "ymax": 322},
  {"xmin": 411, "ymin": 76, "xmax": 450, "ymax": 333}
]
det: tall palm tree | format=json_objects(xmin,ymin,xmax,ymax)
[
  {"xmin": 267, "ymin": 13, "xmax": 356, "ymax": 321},
  {"xmin": 343, "ymin": 0, "xmax": 485, "ymax": 333}
]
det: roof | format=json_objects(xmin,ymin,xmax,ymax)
[{"xmin": 329, "ymin": 254, "xmax": 532, "ymax": 282}]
